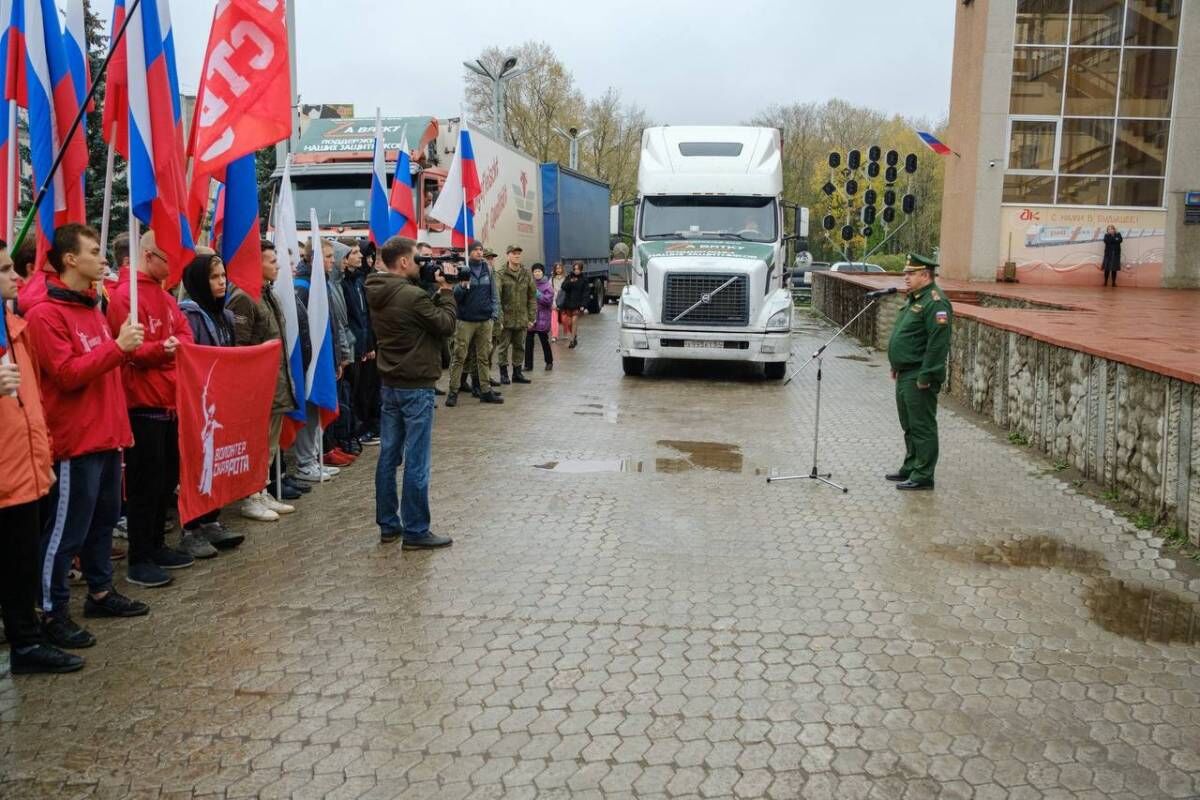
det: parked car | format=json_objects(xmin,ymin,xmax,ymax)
[
  {"xmin": 829, "ymin": 261, "xmax": 885, "ymax": 273},
  {"xmin": 791, "ymin": 261, "xmax": 831, "ymax": 287}
]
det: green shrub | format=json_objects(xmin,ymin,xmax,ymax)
[{"xmin": 873, "ymin": 254, "xmax": 907, "ymax": 273}]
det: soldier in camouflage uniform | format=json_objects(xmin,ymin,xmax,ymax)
[
  {"xmin": 886, "ymin": 253, "xmax": 952, "ymax": 491},
  {"xmin": 496, "ymin": 245, "xmax": 537, "ymax": 385}
]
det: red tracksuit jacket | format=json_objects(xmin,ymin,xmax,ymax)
[
  {"xmin": 23, "ymin": 277, "xmax": 134, "ymax": 462},
  {"xmin": 106, "ymin": 270, "xmax": 193, "ymax": 410}
]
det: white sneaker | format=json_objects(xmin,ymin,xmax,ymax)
[
  {"xmin": 295, "ymin": 465, "xmax": 328, "ymax": 483},
  {"xmin": 320, "ymin": 465, "xmax": 340, "ymax": 477},
  {"xmin": 260, "ymin": 492, "xmax": 295, "ymax": 515},
  {"xmin": 239, "ymin": 495, "xmax": 280, "ymax": 521}
]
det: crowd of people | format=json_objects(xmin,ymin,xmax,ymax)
[{"xmin": 0, "ymin": 225, "xmax": 596, "ymax": 675}]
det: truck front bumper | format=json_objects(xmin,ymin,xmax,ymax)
[{"xmin": 618, "ymin": 327, "xmax": 791, "ymax": 362}]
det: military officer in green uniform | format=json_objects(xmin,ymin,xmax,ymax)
[{"xmin": 886, "ymin": 253, "xmax": 952, "ymax": 490}]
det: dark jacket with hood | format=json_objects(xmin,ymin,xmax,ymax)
[
  {"xmin": 366, "ymin": 272, "xmax": 457, "ymax": 389},
  {"xmin": 179, "ymin": 255, "xmax": 235, "ymax": 347},
  {"xmin": 341, "ymin": 265, "xmax": 374, "ymax": 359},
  {"xmin": 452, "ymin": 258, "xmax": 496, "ymax": 322}
]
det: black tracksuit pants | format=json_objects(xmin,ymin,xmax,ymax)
[
  {"xmin": 0, "ymin": 500, "xmax": 44, "ymax": 648},
  {"xmin": 125, "ymin": 413, "xmax": 179, "ymax": 565}
]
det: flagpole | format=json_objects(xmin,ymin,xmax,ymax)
[
  {"xmin": 9, "ymin": 0, "xmax": 144, "ymax": 255},
  {"xmin": 128, "ymin": 211, "xmax": 139, "ymax": 320},
  {"xmin": 99, "ymin": 123, "xmax": 117, "ymax": 258},
  {"xmin": 6, "ymin": 102, "xmax": 15, "ymax": 243}
]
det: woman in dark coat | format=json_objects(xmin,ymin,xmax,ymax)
[
  {"xmin": 559, "ymin": 262, "xmax": 589, "ymax": 349},
  {"xmin": 1102, "ymin": 225, "xmax": 1122, "ymax": 287}
]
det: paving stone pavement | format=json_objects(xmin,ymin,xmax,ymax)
[{"xmin": 2, "ymin": 309, "xmax": 1198, "ymax": 800}]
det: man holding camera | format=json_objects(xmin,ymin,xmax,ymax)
[
  {"xmin": 366, "ymin": 236, "xmax": 459, "ymax": 548},
  {"xmin": 445, "ymin": 242, "xmax": 503, "ymax": 407}
]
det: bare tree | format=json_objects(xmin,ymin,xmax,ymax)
[{"xmin": 581, "ymin": 87, "xmax": 648, "ymax": 202}]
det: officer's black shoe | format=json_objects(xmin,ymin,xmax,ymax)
[
  {"xmin": 444, "ymin": 392, "xmax": 458, "ymax": 408},
  {"xmin": 402, "ymin": 533, "xmax": 453, "ymax": 550},
  {"xmin": 885, "ymin": 472, "xmax": 909, "ymax": 482},
  {"xmin": 10, "ymin": 644, "xmax": 85, "ymax": 674},
  {"xmin": 499, "ymin": 367, "xmax": 511, "ymax": 385},
  {"xmin": 511, "ymin": 368, "xmax": 531, "ymax": 384},
  {"xmin": 896, "ymin": 480, "xmax": 934, "ymax": 491},
  {"xmin": 479, "ymin": 391, "xmax": 504, "ymax": 404}
]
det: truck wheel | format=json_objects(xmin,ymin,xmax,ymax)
[
  {"xmin": 587, "ymin": 279, "xmax": 604, "ymax": 314},
  {"xmin": 622, "ymin": 356, "xmax": 645, "ymax": 377},
  {"xmin": 764, "ymin": 362, "xmax": 786, "ymax": 380}
]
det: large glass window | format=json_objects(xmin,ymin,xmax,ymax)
[
  {"xmin": 1059, "ymin": 119, "xmax": 1113, "ymax": 175},
  {"xmin": 1004, "ymin": 0, "xmax": 1177, "ymax": 208},
  {"xmin": 1011, "ymin": 47, "xmax": 1066, "ymax": 114},
  {"xmin": 1124, "ymin": 0, "xmax": 1180, "ymax": 46},
  {"xmin": 1065, "ymin": 48, "xmax": 1120, "ymax": 115},
  {"xmin": 1016, "ymin": 0, "xmax": 1070, "ymax": 43},
  {"xmin": 639, "ymin": 196, "xmax": 778, "ymax": 243}
]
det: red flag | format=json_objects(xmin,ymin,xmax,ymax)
[
  {"xmin": 100, "ymin": 0, "xmax": 128, "ymax": 154},
  {"xmin": 187, "ymin": 0, "xmax": 291, "ymax": 233},
  {"xmin": 176, "ymin": 340, "xmax": 279, "ymax": 523}
]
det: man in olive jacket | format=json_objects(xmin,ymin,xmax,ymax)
[
  {"xmin": 366, "ymin": 236, "xmax": 458, "ymax": 549},
  {"xmin": 496, "ymin": 244, "xmax": 537, "ymax": 385},
  {"xmin": 886, "ymin": 253, "xmax": 952, "ymax": 491}
]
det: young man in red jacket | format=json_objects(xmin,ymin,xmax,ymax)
[
  {"xmin": 106, "ymin": 230, "xmax": 196, "ymax": 588},
  {"xmin": 0, "ymin": 248, "xmax": 84, "ymax": 673},
  {"xmin": 24, "ymin": 224, "xmax": 148, "ymax": 650}
]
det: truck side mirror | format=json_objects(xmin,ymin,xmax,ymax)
[{"xmin": 618, "ymin": 200, "xmax": 636, "ymax": 239}]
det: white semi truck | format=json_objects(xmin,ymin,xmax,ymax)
[{"xmin": 616, "ymin": 126, "xmax": 808, "ymax": 379}]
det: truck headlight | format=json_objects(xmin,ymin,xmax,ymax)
[
  {"xmin": 767, "ymin": 308, "xmax": 791, "ymax": 330},
  {"xmin": 621, "ymin": 305, "xmax": 646, "ymax": 326}
]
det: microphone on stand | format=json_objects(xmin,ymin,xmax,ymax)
[{"xmin": 864, "ymin": 287, "xmax": 899, "ymax": 299}]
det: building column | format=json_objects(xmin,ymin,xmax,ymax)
[
  {"xmin": 939, "ymin": 0, "xmax": 1017, "ymax": 283},
  {"xmin": 1163, "ymin": 1, "xmax": 1200, "ymax": 289}
]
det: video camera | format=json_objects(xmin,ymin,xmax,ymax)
[{"xmin": 414, "ymin": 254, "xmax": 466, "ymax": 284}]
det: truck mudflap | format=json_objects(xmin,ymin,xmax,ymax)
[{"xmin": 618, "ymin": 327, "xmax": 791, "ymax": 363}]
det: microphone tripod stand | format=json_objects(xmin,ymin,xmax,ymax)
[{"xmin": 767, "ymin": 293, "xmax": 889, "ymax": 493}]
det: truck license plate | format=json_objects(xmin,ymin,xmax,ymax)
[{"xmin": 684, "ymin": 340, "xmax": 724, "ymax": 349}]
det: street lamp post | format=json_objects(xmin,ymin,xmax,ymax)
[
  {"xmin": 553, "ymin": 126, "xmax": 593, "ymax": 171},
  {"xmin": 462, "ymin": 56, "xmax": 533, "ymax": 139}
]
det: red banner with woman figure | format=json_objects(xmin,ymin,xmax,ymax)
[{"xmin": 176, "ymin": 341, "xmax": 279, "ymax": 523}]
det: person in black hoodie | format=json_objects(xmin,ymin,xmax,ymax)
[
  {"xmin": 340, "ymin": 238, "xmax": 380, "ymax": 445},
  {"xmin": 445, "ymin": 242, "xmax": 503, "ymax": 407}
]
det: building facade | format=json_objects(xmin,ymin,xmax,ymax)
[{"xmin": 940, "ymin": 0, "xmax": 1199, "ymax": 287}]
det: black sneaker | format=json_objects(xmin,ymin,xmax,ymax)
[
  {"xmin": 83, "ymin": 590, "xmax": 150, "ymax": 619},
  {"xmin": 283, "ymin": 476, "xmax": 312, "ymax": 494},
  {"xmin": 152, "ymin": 547, "xmax": 195, "ymax": 570},
  {"xmin": 43, "ymin": 616, "xmax": 96, "ymax": 649},
  {"xmin": 479, "ymin": 392, "xmax": 504, "ymax": 404},
  {"xmin": 380, "ymin": 529, "xmax": 404, "ymax": 544},
  {"xmin": 10, "ymin": 644, "xmax": 85, "ymax": 674},
  {"xmin": 402, "ymin": 533, "xmax": 453, "ymax": 550},
  {"xmin": 272, "ymin": 482, "xmax": 303, "ymax": 501},
  {"xmin": 126, "ymin": 562, "xmax": 172, "ymax": 588}
]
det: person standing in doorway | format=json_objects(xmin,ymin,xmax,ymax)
[
  {"xmin": 886, "ymin": 254, "xmax": 952, "ymax": 492},
  {"xmin": 1102, "ymin": 225, "xmax": 1122, "ymax": 287}
]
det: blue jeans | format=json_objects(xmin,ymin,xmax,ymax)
[{"xmin": 375, "ymin": 387, "xmax": 435, "ymax": 539}]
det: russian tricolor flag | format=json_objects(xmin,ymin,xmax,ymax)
[
  {"xmin": 429, "ymin": 123, "xmax": 481, "ymax": 249},
  {"xmin": 369, "ymin": 114, "xmax": 418, "ymax": 245},
  {"xmin": 6, "ymin": 0, "xmax": 88, "ymax": 259},
  {"xmin": 124, "ymin": 0, "xmax": 194, "ymax": 279},
  {"xmin": 100, "ymin": 0, "xmax": 127, "ymax": 153},
  {"xmin": 305, "ymin": 209, "xmax": 339, "ymax": 430},
  {"xmin": 63, "ymin": 0, "xmax": 92, "ymax": 114},
  {"xmin": 915, "ymin": 130, "xmax": 953, "ymax": 156},
  {"xmin": 271, "ymin": 158, "xmax": 306, "ymax": 448},
  {"xmin": 0, "ymin": 4, "xmax": 16, "ymax": 241},
  {"xmin": 218, "ymin": 154, "xmax": 260, "ymax": 295}
]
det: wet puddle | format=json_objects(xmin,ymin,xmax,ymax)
[
  {"xmin": 1084, "ymin": 580, "xmax": 1200, "ymax": 645},
  {"xmin": 928, "ymin": 535, "xmax": 1199, "ymax": 644},
  {"xmin": 573, "ymin": 402, "xmax": 623, "ymax": 423},
  {"xmin": 929, "ymin": 535, "xmax": 1107, "ymax": 576},
  {"xmin": 535, "ymin": 441, "xmax": 765, "ymax": 475}
]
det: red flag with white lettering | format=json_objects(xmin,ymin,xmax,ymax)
[
  {"xmin": 186, "ymin": 0, "xmax": 291, "ymax": 237},
  {"xmin": 176, "ymin": 341, "xmax": 279, "ymax": 523}
]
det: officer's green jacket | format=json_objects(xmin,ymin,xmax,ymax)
[
  {"xmin": 887, "ymin": 282, "xmax": 953, "ymax": 386},
  {"xmin": 498, "ymin": 265, "xmax": 537, "ymax": 330}
]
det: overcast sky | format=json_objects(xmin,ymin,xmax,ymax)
[{"xmin": 98, "ymin": 0, "xmax": 956, "ymax": 125}]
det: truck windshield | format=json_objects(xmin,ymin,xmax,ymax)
[
  {"xmin": 640, "ymin": 196, "xmax": 777, "ymax": 242},
  {"xmin": 292, "ymin": 180, "xmax": 371, "ymax": 227}
]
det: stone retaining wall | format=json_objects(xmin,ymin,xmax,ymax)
[{"xmin": 813, "ymin": 272, "xmax": 1199, "ymax": 543}]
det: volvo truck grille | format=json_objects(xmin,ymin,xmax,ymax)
[{"xmin": 662, "ymin": 274, "xmax": 749, "ymax": 326}]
